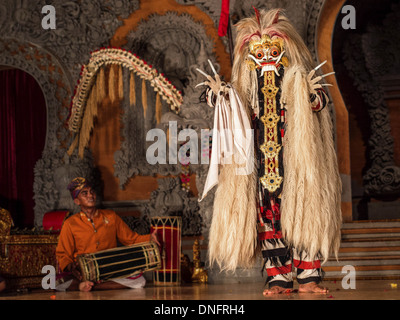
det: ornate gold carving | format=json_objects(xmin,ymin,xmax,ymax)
[
  {"xmin": 0, "ymin": 209, "xmax": 59, "ymax": 289},
  {"xmin": 0, "ymin": 208, "xmax": 13, "ymax": 243},
  {"xmin": 249, "ymin": 34, "xmax": 285, "ymax": 57},
  {"xmin": 261, "ymin": 85, "xmax": 279, "ymax": 100},
  {"xmin": 259, "ymin": 70, "xmax": 283, "ymax": 193},
  {"xmin": 191, "ymin": 239, "xmax": 208, "ymax": 283},
  {"xmin": 260, "ymin": 141, "xmax": 282, "ymax": 159},
  {"xmin": 281, "ymin": 56, "xmax": 289, "ymax": 68}
]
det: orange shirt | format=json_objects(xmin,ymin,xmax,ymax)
[{"xmin": 56, "ymin": 209, "xmax": 151, "ymax": 271}]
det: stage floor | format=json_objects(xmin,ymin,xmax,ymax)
[{"xmin": 0, "ymin": 279, "xmax": 399, "ymax": 300}]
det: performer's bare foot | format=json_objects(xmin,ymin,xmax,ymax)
[
  {"xmin": 263, "ymin": 286, "xmax": 293, "ymax": 295},
  {"xmin": 298, "ymin": 282, "xmax": 328, "ymax": 293}
]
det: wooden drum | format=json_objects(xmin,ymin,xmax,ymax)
[
  {"xmin": 78, "ymin": 242, "xmax": 161, "ymax": 282},
  {"xmin": 151, "ymin": 216, "xmax": 182, "ymax": 286}
]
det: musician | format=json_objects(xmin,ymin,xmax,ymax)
[{"xmin": 56, "ymin": 177, "xmax": 160, "ymax": 291}]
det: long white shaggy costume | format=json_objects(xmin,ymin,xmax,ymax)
[{"xmin": 199, "ymin": 9, "xmax": 342, "ymax": 280}]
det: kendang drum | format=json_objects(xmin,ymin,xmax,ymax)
[
  {"xmin": 151, "ymin": 216, "xmax": 182, "ymax": 286},
  {"xmin": 78, "ymin": 242, "xmax": 161, "ymax": 282}
]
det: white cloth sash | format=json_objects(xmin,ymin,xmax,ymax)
[{"xmin": 199, "ymin": 86, "xmax": 253, "ymax": 201}]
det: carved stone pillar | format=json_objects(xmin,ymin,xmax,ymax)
[{"xmin": 342, "ymin": 3, "xmax": 400, "ymax": 219}]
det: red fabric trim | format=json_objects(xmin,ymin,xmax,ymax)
[
  {"xmin": 261, "ymin": 203, "xmax": 280, "ymax": 220},
  {"xmin": 127, "ymin": 272, "xmax": 143, "ymax": 280},
  {"xmin": 258, "ymin": 230, "xmax": 282, "ymax": 240},
  {"xmin": 262, "ymin": 209, "xmax": 281, "ymax": 221},
  {"xmin": 293, "ymin": 259, "xmax": 321, "ymax": 270},
  {"xmin": 311, "ymin": 101, "xmax": 321, "ymax": 111},
  {"xmin": 312, "ymin": 89, "xmax": 326, "ymax": 111},
  {"xmin": 218, "ymin": 0, "xmax": 230, "ymax": 37},
  {"xmin": 266, "ymin": 264, "xmax": 292, "ymax": 276}
]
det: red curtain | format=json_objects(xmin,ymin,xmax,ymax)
[{"xmin": 0, "ymin": 68, "xmax": 47, "ymax": 228}]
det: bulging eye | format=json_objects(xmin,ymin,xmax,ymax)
[
  {"xmin": 270, "ymin": 46, "xmax": 280, "ymax": 57},
  {"xmin": 255, "ymin": 49, "xmax": 264, "ymax": 59}
]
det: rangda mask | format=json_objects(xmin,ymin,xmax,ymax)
[{"xmin": 248, "ymin": 34, "xmax": 288, "ymax": 76}]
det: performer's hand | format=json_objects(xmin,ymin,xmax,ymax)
[
  {"xmin": 151, "ymin": 229, "xmax": 161, "ymax": 247},
  {"xmin": 307, "ymin": 60, "xmax": 334, "ymax": 93},
  {"xmin": 196, "ymin": 59, "xmax": 226, "ymax": 95}
]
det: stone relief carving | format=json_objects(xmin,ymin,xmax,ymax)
[
  {"xmin": 0, "ymin": 38, "xmax": 71, "ymax": 152},
  {"xmin": 120, "ymin": 215, "xmax": 150, "ymax": 236},
  {"xmin": 142, "ymin": 177, "xmax": 202, "ymax": 236},
  {"xmin": 116, "ymin": 12, "xmax": 217, "ymax": 236},
  {"xmin": 35, "ymin": 150, "xmax": 102, "ymax": 222},
  {"xmin": 343, "ymin": 3, "xmax": 400, "ymax": 197},
  {"xmin": 0, "ymin": 37, "xmax": 72, "ymax": 226},
  {"xmin": 125, "ymin": 12, "xmax": 215, "ymax": 92},
  {"xmin": 157, "ymin": 44, "xmax": 217, "ymax": 238},
  {"xmin": 117, "ymin": 12, "xmax": 216, "ymax": 179},
  {"xmin": 0, "ymin": 0, "xmax": 139, "ymax": 81},
  {"xmin": 175, "ymin": 0, "xmax": 223, "ymax": 27},
  {"xmin": 305, "ymin": 0, "xmax": 326, "ymax": 60},
  {"xmin": 174, "ymin": 0, "xmax": 232, "ymax": 50},
  {"xmin": 113, "ymin": 68, "xmax": 182, "ymax": 189}
]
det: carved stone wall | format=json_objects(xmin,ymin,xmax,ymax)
[
  {"xmin": 333, "ymin": 0, "xmax": 400, "ymax": 220},
  {"xmin": 114, "ymin": 12, "xmax": 216, "ymax": 188},
  {"xmin": 0, "ymin": 38, "xmax": 71, "ymax": 226},
  {"xmin": 342, "ymin": 3, "xmax": 400, "ymax": 199}
]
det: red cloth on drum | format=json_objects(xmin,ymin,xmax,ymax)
[
  {"xmin": 151, "ymin": 217, "xmax": 181, "ymax": 285},
  {"xmin": 152, "ymin": 226, "xmax": 180, "ymax": 273},
  {"xmin": 42, "ymin": 210, "xmax": 70, "ymax": 231}
]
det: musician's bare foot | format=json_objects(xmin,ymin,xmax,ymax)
[
  {"xmin": 298, "ymin": 282, "xmax": 328, "ymax": 293},
  {"xmin": 79, "ymin": 281, "xmax": 94, "ymax": 292},
  {"xmin": 263, "ymin": 286, "xmax": 293, "ymax": 295}
]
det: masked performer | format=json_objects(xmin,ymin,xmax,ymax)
[{"xmin": 198, "ymin": 9, "xmax": 342, "ymax": 294}]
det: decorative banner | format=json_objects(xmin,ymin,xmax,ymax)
[{"xmin": 67, "ymin": 48, "xmax": 183, "ymax": 158}]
